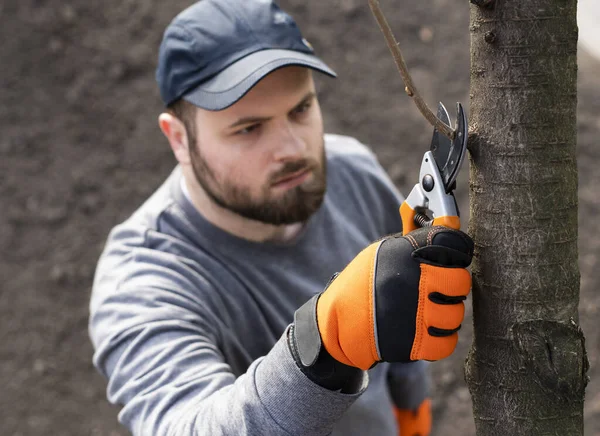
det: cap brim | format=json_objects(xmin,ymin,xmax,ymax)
[{"xmin": 182, "ymin": 49, "xmax": 337, "ymax": 111}]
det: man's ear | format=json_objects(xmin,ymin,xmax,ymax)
[{"xmin": 158, "ymin": 113, "xmax": 191, "ymax": 165}]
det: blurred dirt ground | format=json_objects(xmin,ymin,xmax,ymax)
[{"xmin": 1, "ymin": 0, "xmax": 598, "ymax": 435}]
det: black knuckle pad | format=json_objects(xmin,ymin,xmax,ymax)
[
  {"xmin": 429, "ymin": 227, "xmax": 474, "ymax": 255},
  {"xmin": 411, "ymin": 227, "xmax": 474, "ymax": 268}
]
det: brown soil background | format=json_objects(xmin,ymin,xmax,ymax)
[{"xmin": 1, "ymin": 0, "xmax": 598, "ymax": 435}]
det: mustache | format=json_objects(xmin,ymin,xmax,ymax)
[{"xmin": 270, "ymin": 158, "xmax": 319, "ymax": 184}]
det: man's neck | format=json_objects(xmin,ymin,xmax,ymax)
[{"xmin": 180, "ymin": 173, "xmax": 304, "ymax": 243}]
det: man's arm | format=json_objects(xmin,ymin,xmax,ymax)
[
  {"xmin": 90, "ymin": 220, "xmax": 472, "ymax": 435},
  {"xmin": 89, "ymin": 252, "xmax": 366, "ymax": 436},
  {"xmin": 88, "ymin": 219, "xmax": 371, "ymax": 436}
]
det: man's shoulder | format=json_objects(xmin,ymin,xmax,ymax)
[
  {"xmin": 128, "ymin": 167, "xmax": 181, "ymax": 229},
  {"xmin": 324, "ymin": 133, "xmax": 377, "ymax": 161},
  {"xmin": 324, "ymin": 133, "xmax": 388, "ymax": 181},
  {"xmin": 93, "ymin": 167, "xmax": 188, "ymax": 277},
  {"xmin": 102, "ymin": 167, "xmax": 181, "ymax": 250}
]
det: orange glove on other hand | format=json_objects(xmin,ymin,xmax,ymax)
[
  {"xmin": 292, "ymin": 226, "xmax": 473, "ymax": 372},
  {"xmin": 394, "ymin": 398, "xmax": 432, "ymax": 436}
]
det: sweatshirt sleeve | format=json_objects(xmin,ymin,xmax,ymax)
[
  {"xmin": 386, "ymin": 361, "xmax": 431, "ymax": 410},
  {"xmin": 89, "ymin": 235, "xmax": 366, "ymax": 436}
]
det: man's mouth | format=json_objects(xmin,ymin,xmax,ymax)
[{"xmin": 272, "ymin": 168, "xmax": 312, "ymax": 189}]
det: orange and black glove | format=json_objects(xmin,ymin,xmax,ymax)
[
  {"xmin": 393, "ymin": 399, "xmax": 432, "ymax": 436},
  {"xmin": 289, "ymin": 226, "xmax": 473, "ymax": 387}
]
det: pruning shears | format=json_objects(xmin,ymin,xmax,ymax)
[{"xmin": 400, "ymin": 102, "xmax": 468, "ymax": 235}]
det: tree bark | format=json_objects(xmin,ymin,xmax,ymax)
[{"xmin": 465, "ymin": 1, "xmax": 589, "ymax": 435}]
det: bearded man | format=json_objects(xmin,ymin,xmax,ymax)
[{"xmin": 89, "ymin": 1, "xmax": 473, "ymax": 435}]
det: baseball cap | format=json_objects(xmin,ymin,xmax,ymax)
[{"xmin": 156, "ymin": 0, "xmax": 337, "ymax": 110}]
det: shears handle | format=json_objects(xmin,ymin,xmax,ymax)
[
  {"xmin": 400, "ymin": 151, "xmax": 461, "ymax": 236},
  {"xmin": 400, "ymin": 201, "xmax": 460, "ymax": 235}
]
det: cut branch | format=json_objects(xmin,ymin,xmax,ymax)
[{"xmin": 368, "ymin": 0, "xmax": 455, "ymax": 140}]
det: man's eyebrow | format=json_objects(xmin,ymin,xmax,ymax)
[
  {"xmin": 292, "ymin": 92, "xmax": 316, "ymax": 110},
  {"xmin": 226, "ymin": 92, "xmax": 317, "ymax": 130},
  {"xmin": 227, "ymin": 115, "xmax": 273, "ymax": 130}
]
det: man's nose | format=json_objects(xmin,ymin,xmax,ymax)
[{"xmin": 272, "ymin": 122, "xmax": 307, "ymax": 161}]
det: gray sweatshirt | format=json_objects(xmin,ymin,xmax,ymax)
[{"xmin": 89, "ymin": 134, "xmax": 429, "ymax": 436}]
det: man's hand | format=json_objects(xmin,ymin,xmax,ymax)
[{"xmin": 292, "ymin": 226, "xmax": 473, "ymax": 371}]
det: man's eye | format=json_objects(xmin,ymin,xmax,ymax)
[
  {"xmin": 294, "ymin": 102, "xmax": 311, "ymax": 115},
  {"xmin": 236, "ymin": 124, "xmax": 260, "ymax": 135}
]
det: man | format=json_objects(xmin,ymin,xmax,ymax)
[{"xmin": 89, "ymin": 1, "xmax": 473, "ymax": 435}]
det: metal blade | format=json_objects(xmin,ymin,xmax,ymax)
[
  {"xmin": 430, "ymin": 102, "xmax": 452, "ymax": 171},
  {"xmin": 430, "ymin": 102, "xmax": 468, "ymax": 192}
]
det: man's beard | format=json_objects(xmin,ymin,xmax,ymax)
[{"xmin": 189, "ymin": 142, "xmax": 327, "ymax": 226}]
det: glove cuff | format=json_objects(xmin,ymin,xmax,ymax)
[{"xmin": 289, "ymin": 295, "xmax": 364, "ymax": 394}]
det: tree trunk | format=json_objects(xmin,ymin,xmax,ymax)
[{"xmin": 465, "ymin": 1, "xmax": 589, "ymax": 435}]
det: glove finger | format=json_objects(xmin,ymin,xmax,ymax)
[
  {"xmin": 413, "ymin": 245, "xmax": 472, "ymax": 268},
  {"xmin": 413, "ymin": 332, "xmax": 459, "ymax": 361},
  {"xmin": 425, "ymin": 300, "xmax": 464, "ymax": 332},
  {"xmin": 421, "ymin": 264, "xmax": 471, "ymax": 298},
  {"xmin": 410, "ymin": 265, "xmax": 469, "ymax": 361}
]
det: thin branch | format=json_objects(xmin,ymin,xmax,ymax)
[{"xmin": 368, "ymin": 0, "xmax": 455, "ymax": 140}]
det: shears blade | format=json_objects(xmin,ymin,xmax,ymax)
[{"xmin": 430, "ymin": 102, "xmax": 468, "ymax": 193}]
